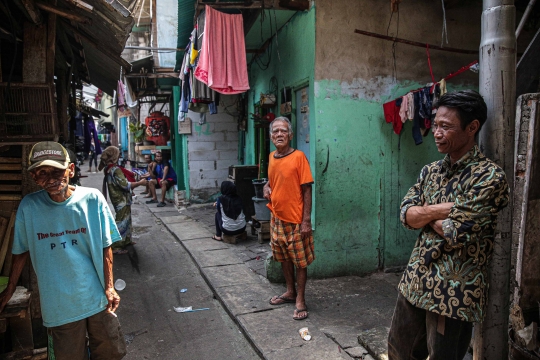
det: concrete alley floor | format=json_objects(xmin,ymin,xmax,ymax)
[
  {"xmin": 82, "ymin": 171, "xmax": 259, "ymax": 360},
  {"xmin": 83, "ymin": 170, "xmax": 473, "ymax": 360}
]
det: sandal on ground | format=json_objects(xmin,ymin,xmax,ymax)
[
  {"xmin": 293, "ymin": 307, "xmax": 309, "ymax": 320},
  {"xmin": 146, "ymin": 199, "xmax": 158, "ymax": 204},
  {"xmin": 157, "ymin": 202, "xmax": 166, "ymax": 207},
  {"xmin": 211, "ymin": 235, "xmax": 222, "ymax": 241},
  {"xmin": 269, "ymin": 295, "xmax": 296, "ymax": 305},
  {"xmin": 143, "ymin": 195, "xmax": 152, "ymax": 198},
  {"xmin": 112, "ymin": 249, "xmax": 129, "ymax": 255},
  {"xmin": 140, "ymin": 191, "xmax": 149, "ymax": 195}
]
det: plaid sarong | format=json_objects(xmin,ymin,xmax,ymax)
[{"xmin": 270, "ymin": 213, "xmax": 314, "ymax": 268}]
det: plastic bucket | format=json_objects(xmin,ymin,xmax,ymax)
[
  {"xmin": 252, "ymin": 179, "xmax": 267, "ymax": 199},
  {"xmin": 252, "ymin": 197, "xmax": 270, "ymax": 221}
]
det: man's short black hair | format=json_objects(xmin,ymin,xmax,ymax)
[{"xmin": 434, "ymin": 90, "xmax": 488, "ymax": 131}]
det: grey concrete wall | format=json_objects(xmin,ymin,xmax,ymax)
[
  {"xmin": 315, "ymin": 0, "xmax": 482, "ymax": 85},
  {"xmin": 186, "ymin": 95, "xmax": 240, "ymax": 202}
]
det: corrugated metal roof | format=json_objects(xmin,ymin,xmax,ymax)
[
  {"xmin": 176, "ymin": 0, "xmax": 196, "ymax": 68},
  {"xmin": 59, "ymin": 0, "xmax": 136, "ymax": 95}
]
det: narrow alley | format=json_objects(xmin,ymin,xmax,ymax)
[{"xmin": 83, "ymin": 172, "xmax": 259, "ymax": 360}]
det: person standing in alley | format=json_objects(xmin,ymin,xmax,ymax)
[
  {"xmin": 88, "ymin": 141, "xmax": 98, "ymax": 173},
  {"xmin": 388, "ymin": 91, "xmax": 509, "ymax": 359},
  {"xmin": 99, "ymin": 146, "xmax": 147, "ymax": 255},
  {"xmin": 264, "ymin": 117, "xmax": 314, "ymax": 321},
  {"xmin": 146, "ymin": 151, "xmax": 177, "ymax": 207},
  {"xmin": 0, "ymin": 141, "xmax": 126, "ymax": 360}
]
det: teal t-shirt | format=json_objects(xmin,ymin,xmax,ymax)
[{"xmin": 12, "ymin": 186, "xmax": 122, "ymax": 327}]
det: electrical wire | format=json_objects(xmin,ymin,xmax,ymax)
[{"xmin": 386, "ymin": 5, "xmax": 399, "ymax": 82}]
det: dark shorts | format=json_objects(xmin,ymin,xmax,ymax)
[{"xmin": 47, "ymin": 310, "xmax": 126, "ymax": 360}]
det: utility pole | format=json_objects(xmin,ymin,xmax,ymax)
[{"xmin": 475, "ymin": 1, "xmax": 516, "ymax": 359}]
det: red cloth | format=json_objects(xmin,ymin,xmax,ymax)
[
  {"xmin": 194, "ymin": 6, "xmax": 250, "ymax": 94},
  {"xmin": 383, "ymin": 100, "xmax": 403, "ymax": 135},
  {"xmin": 107, "ymin": 164, "xmax": 136, "ymax": 182}
]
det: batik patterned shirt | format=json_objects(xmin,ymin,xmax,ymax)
[{"xmin": 399, "ymin": 145, "xmax": 509, "ymax": 322}]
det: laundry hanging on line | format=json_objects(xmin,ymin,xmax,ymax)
[
  {"xmin": 382, "ymin": 60, "xmax": 478, "ymax": 144},
  {"xmin": 178, "ymin": 13, "xmax": 219, "ymax": 116},
  {"xmin": 194, "ymin": 5, "xmax": 250, "ymax": 95}
]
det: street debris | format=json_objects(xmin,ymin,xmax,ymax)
[
  {"xmin": 299, "ymin": 327, "xmax": 311, "ymax": 341},
  {"xmin": 173, "ymin": 306, "xmax": 210, "ymax": 313},
  {"xmin": 180, "ymin": 288, "xmax": 187, "ymax": 293},
  {"xmin": 114, "ymin": 279, "xmax": 126, "ymax": 291}
]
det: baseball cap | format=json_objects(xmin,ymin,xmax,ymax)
[{"xmin": 28, "ymin": 141, "xmax": 70, "ymax": 171}]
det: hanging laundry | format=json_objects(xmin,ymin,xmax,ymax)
[
  {"xmin": 439, "ymin": 79, "xmax": 447, "ymax": 95},
  {"xmin": 117, "ymin": 81, "xmax": 126, "ymax": 112},
  {"xmin": 383, "ymin": 99, "xmax": 403, "ymax": 135},
  {"xmin": 84, "ymin": 115, "xmax": 102, "ymax": 155},
  {"xmin": 194, "ymin": 6, "xmax": 250, "ymax": 94},
  {"xmin": 399, "ymin": 95, "xmax": 408, "ymax": 123},
  {"xmin": 418, "ymin": 86, "xmax": 433, "ymax": 136},
  {"xmin": 407, "ymin": 92, "xmax": 414, "ymax": 121},
  {"xmin": 412, "ymin": 92, "xmax": 423, "ymax": 145}
]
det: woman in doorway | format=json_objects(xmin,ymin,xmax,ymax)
[
  {"xmin": 212, "ymin": 181, "xmax": 246, "ymax": 241},
  {"xmin": 99, "ymin": 146, "xmax": 147, "ymax": 254}
]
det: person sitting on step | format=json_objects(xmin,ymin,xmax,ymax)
[
  {"xmin": 146, "ymin": 151, "xmax": 177, "ymax": 207},
  {"xmin": 212, "ymin": 181, "xmax": 246, "ymax": 241},
  {"xmin": 140, "ymin": 154, "xmax": 156, "ymax": 198}
]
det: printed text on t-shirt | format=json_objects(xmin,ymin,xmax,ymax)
[{"xmin": 37, "ymin": 227, "xmax": 87, "ymax": 240}]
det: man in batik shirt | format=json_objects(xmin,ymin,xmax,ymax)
[{"xmin": 388, "ymin": 90, "xmax": 509, "ymax": 360}]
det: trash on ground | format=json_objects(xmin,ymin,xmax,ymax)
[
  {"xmin": 173, "ymin": 306, "xmax": 192, "ymax": 313},
  {"xmin": 114, "ymin": 279, "xmax": 126, "ymax": 291},
  {"xmin": 299, "ymin": 327, "xmax": 311, "ymax": 341},
  {"xmin": 173, "ymin": 306, "xmax": 210, "ymax": 313},
  {"xmin": 180, "ymin": 288, "xmax": 187, "ymax": 293},
  {"xmin": 256, "ymin": 256, "xmax": 261, "ymax": 260}
]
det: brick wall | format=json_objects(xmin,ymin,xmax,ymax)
[{"xmin": 186, "ymin": 95, "xmax": 240, "ymax": 202}]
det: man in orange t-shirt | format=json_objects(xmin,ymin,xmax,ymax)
[{"xmin": 264, "ymin": 117, "xmax": 314, "ymax": 321}]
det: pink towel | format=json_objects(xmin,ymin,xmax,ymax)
[{"xmin": 194, "ymin": 6, "xmax": 250, "ymax": 94}]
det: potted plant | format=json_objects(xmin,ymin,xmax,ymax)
[{"xmin": 128, "ymin": 122, "xmax": 146, "ymax": 145}]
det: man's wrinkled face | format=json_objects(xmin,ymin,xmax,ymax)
[
  {"xmin": 270, "ymin": 120, "xmax": 293, "ymax": 149},
  {"xmin": 432, "ymin": 106, "xmax": 474, "ymax": 155},
  {"xmin": 155, "ymin": 152, "xmax": 163, "ymax": 163},
  {"xmin": 31, "ymin": 164, "xmax": 74, "ymax": 195}
]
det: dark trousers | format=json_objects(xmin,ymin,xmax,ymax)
[
  {"xmin": 48, "ymin": 310, "xmax": 126, "ymax": 360},
  {"xmin": 388, "ymin": 293, "xmax": 473, "ymax": 360},
  {"xmin": 89, "ymin": 153, "xmax": 97, "ymax": 168},
  {"xmin": 214, "ymin": 210, "xmax": 245, "ymax": 237}
]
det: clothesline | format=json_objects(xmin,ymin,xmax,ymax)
[
  {"xmin": 382, "ymin": 59, "xmax": 479, "ymax": 144},
  {"xmin": 387, "ymin": 60, "xmax": 478, "ymax": 102}
]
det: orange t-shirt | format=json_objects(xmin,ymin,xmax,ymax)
[{"xmin": 267, "ymin": 149, "xmax": 314, "ymax": 224}]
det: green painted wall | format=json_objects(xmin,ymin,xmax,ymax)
[
  {"xmin": 245, "ymin": 1, "xmax": 481, "ymax": 278},
  {"xmin": 245, "ymin": 9, "xmax": 316, "ymax": 166},
  {"xmin": 309, "ymin": 0, "xmax": 481, "ymax": 277}
]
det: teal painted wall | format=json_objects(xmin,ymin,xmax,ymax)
[
  {"xmin": 171, "ymin": 86, "xmax": 186, "ymax": 190},
  {"xmin": 245, "ymin": 9, "xmax": 316, "ymax": 166},
  {"xmin": 244, "ymin": 1, "xmax": 482, "ymax": 278},
  {"xmin": 310, "ymin": 0, "xmax": 481, "ymax": 277}
]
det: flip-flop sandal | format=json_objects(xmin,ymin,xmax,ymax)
[
  {"xmin": 293, "ymin": 308, "xmax": 309, "ymax": 320},
  {"xmin": 269, "ymin": 295, "xmax": 296, "ymax": 305},
  {"xmin": 157, "ymin": 202, "xmax": 166, "ymax": 207},
  {"xmin": 143, "ymin": 195, "xmax": 152, "ymax": 198},
  {"xmin": 145, "ymin": 199, "xmax": 158, "ymax": 204},
  {"xmin": 211, "ymin": 235, "xmax": 222, "ymax": 241},
  {"xmin": 140, "ymin": 191, "xmax": 149, "ymax": 195}
]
